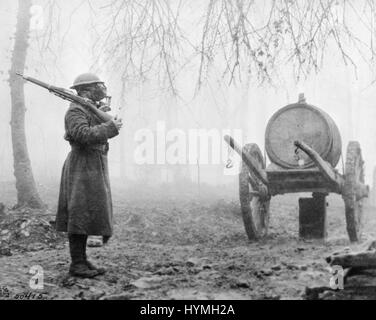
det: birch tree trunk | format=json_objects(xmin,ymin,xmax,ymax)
[{"xmin": 8, "ymin": 0, "xmax": 44, "ymax": 209}]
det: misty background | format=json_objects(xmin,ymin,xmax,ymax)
[{"xmin": 1, "ymin": 0, "xmax": 376, "ymax": 201}]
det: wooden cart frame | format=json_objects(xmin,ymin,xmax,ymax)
[{"xmin": 224, "ymin": 124, "xmax": 369, "ymax": 242}]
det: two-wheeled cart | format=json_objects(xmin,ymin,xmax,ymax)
[{"xmin": 224, "ymin": 95, "xmax": 369, "ymax": 242}]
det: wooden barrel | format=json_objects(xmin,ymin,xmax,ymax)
[{"xmin": 265, "ymin": 103, "xmax": 342, "ymax": 169}]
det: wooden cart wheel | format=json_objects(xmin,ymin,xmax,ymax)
[
  {"xmin": 239, "ymin": 143, "xmax": 270, "ymax": 240},
  {"xmin": 342, "ymin": 141, "xmax": 365, "ymax": 242}
]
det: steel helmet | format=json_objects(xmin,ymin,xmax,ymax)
[{"xmin": 70, "ymin": 73, "xmax": 104, "ymax": 89}]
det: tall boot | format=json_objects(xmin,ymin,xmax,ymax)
[
  {"xmin": 82, "ymin": 235, "xmax": 106, "ymax": 275},
  {"xmin": 68, "ymin": 234, "xmax": 99, "ymax": 278}
]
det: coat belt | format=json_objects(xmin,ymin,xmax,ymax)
[{"xmin": 70, "ymin": 143, "xmax": 108, "ymax": 153}]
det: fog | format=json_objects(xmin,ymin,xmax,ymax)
[{"xmin": 1, "ymin": 0, "xmax": 376, "ymax": 196}]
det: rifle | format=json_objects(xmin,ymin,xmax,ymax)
[{"xmin": 16, "ymin": 73, "xmax": 113, "ymax": 123}]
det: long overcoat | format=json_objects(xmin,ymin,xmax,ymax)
[{"xmin": 56, "ymin": 103, "xmax": 119, "ymax": 236}]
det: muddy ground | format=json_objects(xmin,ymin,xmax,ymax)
[{"xmin": 0, "ymin": 180, "xmax": 375, "ymax": 300}]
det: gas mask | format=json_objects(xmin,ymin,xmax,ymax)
[
  {"xmin": 77, "ymin": 83, "xmax": 112, "ymax": 110},
  {"xmin": 90, "ymin": 83, "xmax": 112, "ymax": 110},
  {"xmin": 90, "ymin": 83, "xmax": 108, "ymax": 102}
]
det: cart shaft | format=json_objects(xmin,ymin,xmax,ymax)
[
  {"xmin": 224, "ymin": 135, "xmax": 269, "ymax": 186},
  {"xmin": 294, "ymin": 140, "xmax": 343, "ymax": 192},
  {"xmin": 295, "ymin": 140, "xmax": 369, "ymax": 200}
]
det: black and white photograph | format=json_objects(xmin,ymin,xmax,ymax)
[{"xmin": 1, "ymin": 0, "xmax": 376, "ymax": 307}]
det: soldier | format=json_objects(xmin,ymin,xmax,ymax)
[{"xmin": 55, "ymin": 73, "xmax": 123, "ymax": 278}]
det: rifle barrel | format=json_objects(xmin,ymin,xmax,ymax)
[
  {"xmin": 16, "ymin": 73, "xmax": 114, "ymax": 123},
  {"xmin": 16, "ymin": 73, "xmax": 51, "ymax": 90},
  {"xmin": 25, "ymin": 76, "xmax": 51, "ymax": 90}
]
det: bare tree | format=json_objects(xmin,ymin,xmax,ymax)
[
  {"xmin": 196, "ymin": 0, "xmax": 376, "ymax": 86},
  {"xmin": 88, "ymin": 0, "xmax": 376, "ymax": 92},
  {"xmin": 88, "ymin": 0, "xmax": 188, "ymax": 94},
  {"xmin": 9, "ymin": 0, "xmax": 44, "ymax": 209}
]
